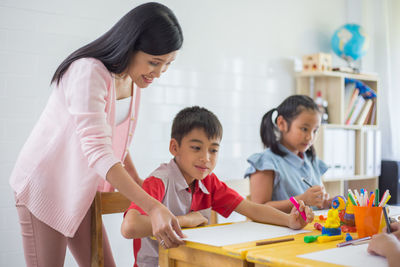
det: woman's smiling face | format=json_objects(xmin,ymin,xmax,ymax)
[{"xmin": 126, "ymin": 50, "xmax": 178, "ymax": 88}]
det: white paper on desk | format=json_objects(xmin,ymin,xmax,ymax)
[
  {"xmin": 298, "ymin": 243, "xmax": 388, "ymax": 267},
  {"xmin": 182, "ymin": 221, "xmax": 310, "ymax": 247}
]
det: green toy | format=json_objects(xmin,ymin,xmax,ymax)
[{"xmin": 304, "ymin": 234, "xmax": 328, "ymax": 243}]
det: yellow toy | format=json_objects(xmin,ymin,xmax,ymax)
[
  {"xmin": 322, "ymin": 208, "xmax": 342, "ymax": 236},
  {"xmin": 325, "ymin": 209, "xmax": 340, "ymax": 228},
  {"xmin": 317, "ymin": 234, "xmax": 344, "ymax": 243}
]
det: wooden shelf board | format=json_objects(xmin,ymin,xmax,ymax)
[
  {"xmin": 322, "ymin": 175, "xmax": 378, "ymax": 182},
  {"xmin": 321, "ymin": 124, "xmax": 379, "ymax": 130},
  {"xmin": 295, "ymin": 71, "xmax": 379, "ymax": 81}
]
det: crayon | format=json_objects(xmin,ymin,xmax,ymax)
[
  {"xmin": 289, "ymin": 197, "xmax": 307, "ymax": 221},
  {"xmin": 256, "ymin": 237, "xmax": 295, "ymax": 246}
]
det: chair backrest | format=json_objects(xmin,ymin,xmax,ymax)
[
  {"xmin": 209, "ymin": 179, "xmax": 250, "ymax": 224},
  {"xmin": 91, "ymin": 191, "xmax": 131, "ymax": 267}
]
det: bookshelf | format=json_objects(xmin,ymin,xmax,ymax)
[{"xmin": 296, "ymin": 71, "xmax": 380, "ymax": 197}]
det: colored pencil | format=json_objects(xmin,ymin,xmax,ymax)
[{"xmin": 256, "ymin": 237, "xmax": 295, "ymax": 246}]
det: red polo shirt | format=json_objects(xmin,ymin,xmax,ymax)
[{"xmin": 126, "ymin": 159, "xmax": 244, "ymax": 267}]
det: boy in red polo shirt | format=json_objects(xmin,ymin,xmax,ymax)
[{"xmin": 122, "ymin": 106, "xmax": 314, "ymax": 267}]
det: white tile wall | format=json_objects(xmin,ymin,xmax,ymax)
[{"xmin": 1, "ymin": 0, "xmax": 372, "ymax": 266}]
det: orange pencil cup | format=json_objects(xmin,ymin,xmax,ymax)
[{"xmin": 353, "ymin": 206, "xmax": 383, "ymax": 238}]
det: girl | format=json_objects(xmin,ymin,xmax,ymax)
[
  {"xmin": 10, "ymin": 3, "xmax": 184, "ymax": 266},
  {"xmin": 245, "ymin": 95, "xmax": 331, "ymax": 213}
]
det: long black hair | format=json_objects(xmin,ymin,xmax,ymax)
[
  {"xmin": 51, "ymin": 2, "xmax": 183, "ymax": 85},
  {"xmin": 260, "ymin": 95, "xmax": 320, "ymax": 161}
]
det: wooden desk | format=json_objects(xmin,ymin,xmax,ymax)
[
  {"xmin": 159, "ymin": 242, "xmax": 251, "ymax": 267},
  {"xmin": 245, "ymin": 229, "xmax": 346, "ymax": 267},
  {"xmin": 159, "ymin": 223, "xmax": 312, "ymax": 267},
  {"xmin": 244, "ymin": 215, "xmax": 389, "ymax": 267},
  {"xmin": 159, "ymin": 221, "xmax": 354, "ymax": 267}
]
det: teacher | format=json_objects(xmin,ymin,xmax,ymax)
[{"xmin": 9, "ymin": 2, "xmax": 184, "ymax": 267}]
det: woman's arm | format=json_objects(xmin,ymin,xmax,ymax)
[
  {"xmin": 63, "ymin": 60, "xmax": 183, "ymax": 247},
  {"xmin": 123, "ymin": 151, "xmax": 143, "ymax": 186},
  {"xmin": 122, "ymin": 209, "xmax": 153, "ymax": 238},
  {"xmin": 122, "ymin": 210, "xmax": 207, "ymax": 239},
  {"xmin": 107, "ymin": 163, "xmax": 184, "ymax": 248}
]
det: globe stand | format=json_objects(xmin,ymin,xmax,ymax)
[
  {"xmin": 332, "ymin": 60, "xmax": 360, "ymax": 74},
  {"xmin": 345, "ymin": 57, "xmax": 361, "ymax": 74}
]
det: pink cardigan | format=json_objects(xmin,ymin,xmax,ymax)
[{"xmin": 9, "ymin": 58, "xmax": 141, "ymax": 237}]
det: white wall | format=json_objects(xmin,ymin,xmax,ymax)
[{"xmin": 0, "ymin": 0, "xmax": 365, "ymax": 266}]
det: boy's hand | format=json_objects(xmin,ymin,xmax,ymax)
[
  {"xmin": 148, "ymin": 204, "xmax": 185, "ymax": 249},
  {"xmin": 178, "ymin": 211, "xmax": 208, "ymax": 228},
  {"xmin": 288, "ymin": 200, "xmax": 314, "ymax": 229},
  {"xmin": 300, "ymin": 186, "xmax": 325, "ymax": 208}
]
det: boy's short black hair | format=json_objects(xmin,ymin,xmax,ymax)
[{"xmin": 171, "ymin": 106, "xmax": 223, "ymax": 144}]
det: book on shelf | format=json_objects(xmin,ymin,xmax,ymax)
[
  {"xmin": 322, "ymin": 128, "xmax": 334, "ymax": 178},
  {"xmin": 344, "ymin": 84, "xmax": 359, "ymax": 122},
  {"xmin": 355, "ymin": 99, "xmax": 373, "ymax": 126},
  {"xmin": 322, "ymin": 128, "xmax": 355, "ymax": 179},
  {"xmin": 362, "ymin": 99, "xmax": 375, "ymax": 125},
  {"xmin": 343, "ymin": 78, "xmax": 377, "ymax": 126},
  {"xmin": 345, "ymin": 78, "xmax": 377, "ymax": 99},
  {"xmin": 369, "ymin": 100, "xmax": 377, "ymax": 125},
  {"xmin": 364, "ymin": 130, "xmax": 375, "ymax": 176},
  {"xmin": 346, "ymin": 95, "xmax": 365, "ymax": 125},
  {"xmin": 347, "ymin": 129, "xmax": 355, "ymax": 176},
  {"xmin": 374, "ymin": 130, "xmax": 382, "ymax": 176}
]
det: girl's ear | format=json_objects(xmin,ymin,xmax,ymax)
[
  {"xmin": 276, "ymin": 115, "xmax": 288, "ymax": 132},
  {"xmin": 169, "ymin": 138, "xmax": 179, "ymax": 156}
]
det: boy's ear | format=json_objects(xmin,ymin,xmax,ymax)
[
  {"xmin": 169, "ymin": 138, "xmax": 179, "ymax": 156},
  {"xmin": 276, "ymin": 115, "xmax": 287, "ymax": 132}
]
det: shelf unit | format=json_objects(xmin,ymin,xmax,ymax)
[{"xmin": 296, "ymin": 71, "xmax": 380, "ymax": 197}]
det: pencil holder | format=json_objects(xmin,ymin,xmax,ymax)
[{"xmin": 353, "ymin": 206, "xmax": 383, "ymax": 238}]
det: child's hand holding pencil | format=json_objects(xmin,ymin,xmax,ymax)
[
  {"xmin": 391, "ymin": 222, "xmax": 400, "ymax": 236},
  {"xmin": 300, "ymin": 186, "xmax": 326, "ymax": 208},
  {"xmin": 367, "ymin": 224, "xmax": 400, "ymax": 266},
  {"xmin": 367, "ymin": 233, "xmax": 400, "ymax": 258},
  {"xmin": 300, "ymin": 178, "xmax": 330, "ymax": 209},
  {"xmin": 288, "ymin": 198, "xmax": 314, "ymax": 229}
]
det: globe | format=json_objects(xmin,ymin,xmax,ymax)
[{"xmin": 331, "ymin": 24, "xmax": 369, "ymax": 64}]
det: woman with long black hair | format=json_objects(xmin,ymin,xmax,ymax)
[{"xmin": 10, "ymin": 3, "xmax": 184, "ymax": 266}]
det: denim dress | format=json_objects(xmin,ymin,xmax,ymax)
[{"xmin": 244, "ymin": 144, "xmax": 328, "ymax": 202}]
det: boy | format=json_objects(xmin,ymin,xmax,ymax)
[{"xmin": 121, "ymin": 106, "xmax": 314, "ymax": 267}]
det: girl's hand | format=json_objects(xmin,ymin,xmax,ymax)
[
  {"xmin": 368, "ymin": 233, "xmax": 400, "ymax": 258},
  {"xmin": 148, "ymin": 203, "xmax": 185, "ymax": 249},
  {"xmin": 288, "ymin": 200, "xmax": 314, "ymax": 229},
  {"xmin": 178, "ymin": 211, "xmax": 208, "ymax": 228},
  {"xmin": 301, "ymin": 186, "xmax": 325, "ymax": 208},
  {"xmin": 322, "ymin": 191, "xmax": 331, "ymax": 209}
]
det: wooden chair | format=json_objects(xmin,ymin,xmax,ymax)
[
  {"xmin": 90, "ymin": 191, "xmax": 131, "ymax": 267},
  {"xmin": 209, "ymin": 179, "xmax": 250, "ymax": 224}
]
